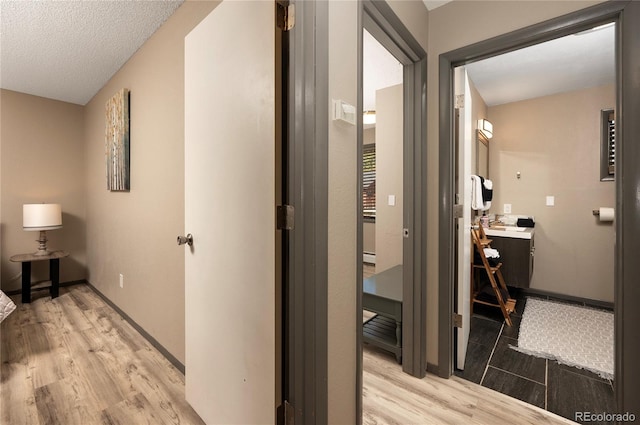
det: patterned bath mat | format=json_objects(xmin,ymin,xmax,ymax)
[{"xmin": 513, "ymin": 297, "xmax": 614, "ymax": 379}]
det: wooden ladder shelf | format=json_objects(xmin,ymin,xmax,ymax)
[{"xmin": 471, "ymin": 226, "xmax": 516, "ymax": 326}]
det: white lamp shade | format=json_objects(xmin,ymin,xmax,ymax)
[{"xmin": 23, "ymin": 204, "xmax": 62, "ymax": 231}]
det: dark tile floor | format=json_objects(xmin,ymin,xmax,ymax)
[{"xmin": 455, "ymin": 289, "xmax": 616, "ymax": 425}]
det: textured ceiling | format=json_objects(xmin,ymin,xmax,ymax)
[
  {"xmin": 465, "ymin": 23, "xmax": 615, "ymax": 107},
  {"xmin": 0, "ymin": 0, "xmax": 183, "ymax": 105},
  {"xmin": 0, "ymin": 1, "xmax": 614, "ymax": 109}
]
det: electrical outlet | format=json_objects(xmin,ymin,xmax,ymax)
[
  {"xmin": 504, "ymin": 204, "xmax": 512, "ymax": 214},
  {"xmin": 119, "ymin": 273, "xmax": 124, "ymax": 288}
]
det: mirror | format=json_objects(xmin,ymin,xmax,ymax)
[{"xmin": 476, "ymin": 130, "xmax": 489, "ymax": 179}]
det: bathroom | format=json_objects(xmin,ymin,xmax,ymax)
[
  {"xmin": 455, "ymin": 22, "xmax": 616, "ymax": 418},
  {"xmin": 464, "ymin": 29, "xmax": 615, "ymax": 306}
]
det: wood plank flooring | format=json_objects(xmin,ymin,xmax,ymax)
[
  {"xmin": 362, "ymin": 263, "xmax": 575, "ymax": 425},
  {"xmin": 363, "ymin": 346, "xmax": 576, "ymax": 425},
  {"xmin": 3, "ymin": 282, "xmax": 578, "ymax": 424},
  {"xmin": 0, "ymin": 285, "xmax": 205, "ymax": 425}
]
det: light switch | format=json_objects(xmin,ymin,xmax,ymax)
[
  {"xmin": 546, "ymin": 196, "xmax": 555, "ymax": 206},
  {"xmin": 504, "ymin": 204, "xmax": 512, "ymax": 214},
  {"xmin": 332, "ymin": 99, "xmax": 356, "ymax": 125},
  {"xmin": 388, "ymin": 195, "xmax": 396, "ymax": 206}
]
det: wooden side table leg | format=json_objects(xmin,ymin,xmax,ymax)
[
  {"xmin": 50, "ymin": 259, "xmax": 60, "ymax": 299},
  {"xmin": 21, "ymin": 261, "xmax": 32, "ymax": 304}
]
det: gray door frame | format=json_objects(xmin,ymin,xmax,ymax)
[
  {"xmin": 284, "ymin": 1, "xmax": 329, "ymax": 423},
  {"xmin": 356, "ymin": 1, "xmax": 428, "ymax": 422},
  {"xmin": 438, "ymin": 1, "xmax": 640, "ymax": 414}
]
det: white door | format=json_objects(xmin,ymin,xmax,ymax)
[
  {"xmin": 184, "ymin": 1, "xmax": 275, "ymax": 423},
  {"xmin": 455, "ymin": 67, "xmax": 472, "ymax": 370}
]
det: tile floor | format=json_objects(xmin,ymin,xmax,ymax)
[{"xmin": 455, "ymin": 289, "xmax": 616, "ymax": 425}]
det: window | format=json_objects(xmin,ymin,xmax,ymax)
[
  {"xmin": 601, "ymin": 109, "xmax": 615, "ymax": 181},
  {"xmin": 363, "ymin": 143, "xmax": 376, "ymax": 219}
]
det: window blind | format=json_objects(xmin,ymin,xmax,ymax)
[
  {"xmin": 600, "ymin": 109, "xmax": 615, "ymax": 181},
  {"xmin": 363, "ymin": 144, "xmax": 376, "ymax": 218},
  {"xmin": 607, "ymin": 111, "xmax": 615, "ymax": 175}
]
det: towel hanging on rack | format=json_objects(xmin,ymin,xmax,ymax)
[{"xmin": 471, "ymin": 175, "xmax": 492, "ymax": 211}]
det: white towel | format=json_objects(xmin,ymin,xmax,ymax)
[
  {"xmin": 471, "ymin": 175, "xmax": 484, "ymax": 210},
  {"xmin": 484, "ymin": 248, "xmax": 500, "ymax": 258}
]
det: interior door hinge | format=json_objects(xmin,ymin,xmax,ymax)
[
  {"xmin": 453, "ymin": 313, "xmax": 463, "ymax": 328},
  {"xmin": 277, "ymin": 205, "xmax": 295, "ymax": 230},
  {"xmin": 455, "ymin": 94, "xmax": 465, "ymax": 109},
  {"xmin": 277, "ymin": 2, "xmax": 295, "ymax": 31},
  {"xmin": 277, "ymin": 400, "xmax": 295, "ymax": 425}
]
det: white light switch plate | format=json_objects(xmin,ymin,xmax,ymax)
[
  {"xmin": 504, "ymin": 204, "xmax": 512, "ymax": 214},
  {"xmin": 388, "ymin": 195, "xmax": 396, "ymax": 206},
  {"xmin": 546, "ymin": 196, "xmax": 555, "ymax": 206}
]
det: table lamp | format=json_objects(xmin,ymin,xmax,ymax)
[{"xmin": 23, "ymin": 203, "xmax": 62, "ymax": 256}]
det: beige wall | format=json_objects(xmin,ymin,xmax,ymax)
[
  {"xmin": 1, "ymin": 90, "xmax": 86, "ymax": 290},
  {"xmin": 427, "ymin": 0, "xmax": 604, "ymax": 366},
  {"xmin": 375, "ymin": 84, "xmax": 403, "ymax": 272},
  {"xmin": 488, "ymin": 84, "xmax": 615, "ymax": 302},
  {"xmin": 363, "ymin": 127, "xmax": 375, "ymax": 146},
  {"xmin": 328, "ymin": 2, "xmax": 359, "ymax": 423},
  {"xmin": 83, "ymin": 1, "xmax": 218, "ymax": 365},
  {"xmin": 363, "ymin": 223, "xmax": 375, "ymax": 255}
]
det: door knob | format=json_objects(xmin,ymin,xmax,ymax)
[{"xmin": 177, "ymin": 234, "xmax": 193, "ymax": 246}]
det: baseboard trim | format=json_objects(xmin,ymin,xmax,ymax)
[
  {"xmin": 4, "ymin": 279, "xmax": 87, "ymax": 296},
  {"xmin": 85, "ymin": 282, "xmax": 186, "ymax": 374},
  {"xmin": 520, "ymin": 287, "xmax": 614, "ymax": 311},
  {"xmin": 426, "ymin": 362, "xmax": 439, "ymax": 376}
]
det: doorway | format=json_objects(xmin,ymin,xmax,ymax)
[
  {"xmin": 357, "ymin": 0, "xmax": 427, "ymax": 422},
  {"xmin": 360, "ymin": 25, "xmax": 404, "ymax": 358},
  {"xmin": 439, "ymin": 1, "xmax": 640, "ymax": 415},
  {"xmin": 452, "ymin": 25, "xmax": 616, "ymax": 418}
]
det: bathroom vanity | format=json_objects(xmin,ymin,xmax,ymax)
[{"xmin": 484, "ymin": 226, "xmax": 535, "ymax": 288}]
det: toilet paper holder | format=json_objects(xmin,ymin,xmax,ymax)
[
  {"xmin": 591, "ymin": 209, "xmax": 616, "ymax": 216},
  {"xmin": 592, "ymin": 208, "xmax": 615, "ymax": 221}
]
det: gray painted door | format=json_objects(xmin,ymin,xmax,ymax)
[{"xmin": 184, "ymin": 1, "xmax": 276, "ymax": 423}]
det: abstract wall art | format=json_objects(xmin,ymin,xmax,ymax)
[{"xmin": 105, "ymin": 88, "xmax": 130, "ymax": 191}]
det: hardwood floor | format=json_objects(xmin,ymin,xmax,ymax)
[
  {"xmin": 362, "ymin": 263, "xmax": 574, "ymax": 425},
  {"xmin": 3, "ymin": 281, "xmax": 578, "ymax": 425},
  {"xmin": 363, "ymin": 346, "xmax": 576, "ymax": 425},
  {"xmin": 0, "ymin": 285, "xmax": 205, "ymax": 425}
]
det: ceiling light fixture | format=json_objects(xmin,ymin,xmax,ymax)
[{"xmin": 363, "ymin": 110, "xmax": 376, "ymax": 125}]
